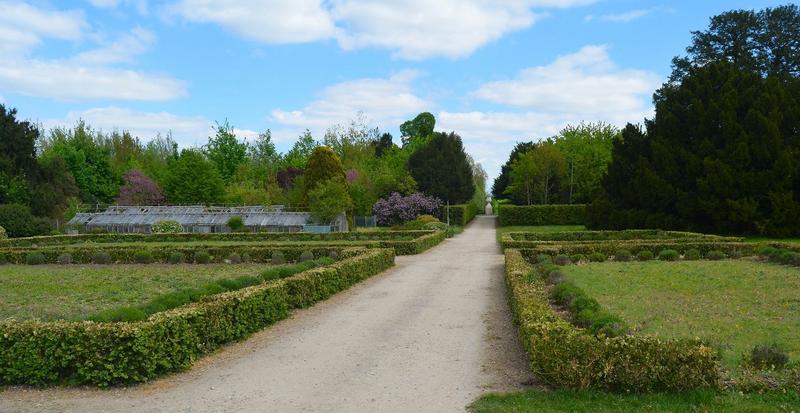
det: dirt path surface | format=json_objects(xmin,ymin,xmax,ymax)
[{"xmin": 0, "ymin": 216, "xmax": 532, "ymax": 412}]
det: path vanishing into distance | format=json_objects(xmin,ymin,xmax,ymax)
[{"xmin": 0, "ymin": 216, "xmax": 532, "ymax": 412}]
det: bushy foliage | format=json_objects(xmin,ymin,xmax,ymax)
[
  {"xmin": 56, "ymin": 253, "xmax": 72, "ymax": 265},
  {"xmin": 133, "ymin": 250, "xmax": 153, "ymax": 264},
  {"xmin": 614, "ymin": 250, "xmax": 632, "ymax": 262},
  {"xmin": 271, "ymin": 250, "xmax": 286, "ymax": 265},
  {"xmin": 167, "ymin": 252, "xmax": 184, "ymax": 264},
  {"xmin": 684, "ymin": 249, "xmax": 701, "ymax": 260},
  {"xmin": 308, "ymin": 178, "xmax": 352, "ymax": 224},
  {"xmin": 554, "ymin": 254, "xmax": 571, "ymax": 266},
  {"xmin": 25, "ymin": 252, "xmax": 45, "ymax": 265},
  {"xmin": 658, "ymin": 249, "xmax": 680, "ymax": 261},
  {"xmin": 0, "ymin": 225, "xmax": 6, "ymax": 240},
  {"xmin": 227, "ymin": 216, "xmax": 245, "ymax": 232},
  {"xmin": 92, "ymin": 251, "xmax": 112, "ymax": 264},
  {"xmin": 408, "ymin": 132, "xmax": 475, "ymax": 204},
  {"xmin": 0, "ymin": 204, "xmax": 51, "ymax": 238},
  {"xmin": 304, "ymin": 146, "xmax": 346, "ymax": 198},
  {"xmin": 115, "ymin": 169, "xmax": 164, "ymax": 205},
  {"xmin": 151, "ymin": 220, "xmax": 183, "ymax": 234},
  {"xmin": 588, "ymin": 252, "xmax": 606, "ymax": 262},
  {"xmin": 227, "ymin": 252, "xmax": 242, "ymax": 264},
  {"xmin": 194, "ymin": 250, "xmax": 211, "ymax": 264},
  {"xmin": 373, "ymin": 192, "xmax": 442, "ymax": 226},
  {"xmin": 165, "ymin": 150, "xmax": 225, "ymax": 205},
  {"xmin": 440, "ymin": 203, "xmax": 478, "ymax": 226},
  {"xmin": 637, "ymin": 250, "xmax": 654, "ymax": 261},
  {"xmin": 497, "ymin": 204, "xmax": 585, "ymax": 226},
  {"xmin": 299, "ymin": 250, "xmax": 315, "ymax": 262},
  {"xmin": 749, "ymin": 344, "xmax": 789, "ymax": 370},
  {"xmin": 707, "ymin": 250, "xmax": 727, "ymax": 261}
]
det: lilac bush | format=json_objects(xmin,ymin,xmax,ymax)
[
  {"xmin": 373, "ymin": 192, "xmax": 442, "ymax": 226},
  {"xmin": 345, "ymin": 169, "xmax": 359, "ymax": 183},
  {"xmin": 116, "ymin": 169, "xmax": 165, "ymax": 205}
]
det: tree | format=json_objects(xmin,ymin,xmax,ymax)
[
  {"xmin": 116, "ymin": 169, "xmax": 165, "ymax": 205},
  {"xmin": 373, "ymin": 132, "xmax": 395, "ymax": 157},
  {"xmin": 0, "ymin": 204, "xmax": 51, "ymax": 237},
  {"xmin": 30, "ymin": 155, "xmax": 79, "ymax": 218},
  {"xmin": 304, "ymin": 146, "xmax": 346, "ymax": 198},
  {"xmin": 408, "ymin": 131, "xmax": 474, "ymax": 204},
  {"xmin": 308, "ymin": 178, "xmax": 352, "ymax": 224},
  {"xmin": 165, "ymin": 150, "xmax": 225, "ymax": 204},
  {"xmin": 323, "ymin": 113, "xmax": 379, "ymax": 169},
  {"xmin": 0, "ymin": 104, "xmax": 38, "ymax": 178},
  {"xmin": 205, "ymin": 121, "xmax": 247, "ymax": 183},
  {"xmin": 552, "ymin": 122, "xmax": 617, "ymax": 203},
  {"xmin": 283, "ymin": 130, "xmax": 318, "ymax": 169},
  {"xmin": 492, "ymin": 141, "xmax": 535, "ymax": 201},
  {"xmin": 506, "ymin": 142, "xmax": 566, "ymax": 205},
  {"xmin": 400, "ymin": 112, "xmax": 435, "ymax": 146}
]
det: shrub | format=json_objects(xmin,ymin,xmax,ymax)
[
  {"xmin": 439, "ymin": 203, "xmax": 478, "ymax": 226},
  {"xmin": 0, "ymin": 253, "xmax": 7, "ymax": 264},
  {"xmin": 373, "ymin": 192, "xmax": 443, "ymax": 226},
  {"xmin": 194, "ymin": 250, "xmax": 211, "ymax": 264},
  {"xmin": 707, "ymin": 250, "xmax": 726, "ymax": 261},
  {"xmin": 132, "ymin": 250, "xmax": 153, "ymax": 264},
  {"xmin": 684, "ymin": 249, "xmax": 701, "ymax": 260},
  {"xmin": 271, "ymin": 251, "xmax": 286, "ymax": 265},
  {"xmin": 25, "ymin": 252, "xmax": 45, "ymax": 265},
  {"xmin": 588, "ymin": 252, "xmax": 606, "ymax": 262},
  {"xmin": 151, "ymin": 220, "xmax": 183, "ymax": 234},
  {"xmin": 299, "ymin": 250, "xmax": 315, "ymax": 262},
  {"xmin": 329, "ymin": 250, "xmax": 339, "ymax": 260},
  {"xmin": 56, "ymin": 253, "xmax": 73, "ymax": 265},
  {"xmin": 416, "ymin": 214, "xmax": 439, "ymax": 224},
  {"xmin": 554, "ymin": 254, "xmax": 571, "ymax": 266},
  {"xmin": 167, "ymin": 252, "xmax": 184, "ymax": 264},
  {"xmin": 228, "ymin": 252, "xmax": 242, "ymax": 264},
  {"xmin": 497, "ymin": 204, "xmax": 585, "ymax": 226},
  {"xmin": 0, "ymin": 225, "xmax": 6, "ymax": 240},
  {"xmin": 536, "ymin": 254, "xmax": 553, "ymax": 265},
  {"xmin": 614, "ymin": 250, "xmax": 632, "ymax": 262},
  {"xmin": 637, "ymin": 250, "xmax": 654, "ymax": 261},
  {"xmin": 0, "ymin": 204, "xmax": 51, "ymax": 237},
  {"xmin": 658, "ymin": 249, "xmax": 680, "ymax": 261},
  {"xmin": 227, "ymin": 216, "xmax": 245, "ymax": 232},
  {"xmin": 92, "ymin": 251, "xmax": 112, "ymax": 264},
  {"xmin": 241, "ymin": 252, "xmax": 252, "ymax": 263},
  {"xmin": 547, "ymin": 270, "xmax": 566, "ymax": 284},
  {"xmin": 570, "ymin": 253, "xmax": 586, "ymax": 263},
  {"xmin": 749, "ymin": 344, "xmax": 789, "ymax": 370}
]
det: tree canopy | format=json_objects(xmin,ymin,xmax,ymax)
[{"xmin": 408, "ymin": 131, "xmax": 475, "ymax": 204}]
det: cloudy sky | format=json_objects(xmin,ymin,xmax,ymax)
[{"xmin": 0, "ymin": 0, "xmax": 778, "ymax": 180}]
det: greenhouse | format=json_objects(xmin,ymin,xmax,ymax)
[{"xmin": 67, "ymin": 205, "xmax": 348, "ymax": 233}]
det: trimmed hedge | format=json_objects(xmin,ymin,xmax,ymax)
[
  {"xmin": 520, "ymin": 241, "xmax": 760, "ymax": 259},
  {"xmin": 500, "ymin": 230, "xmax": 742, "ymax": 250},
  {"xmin": 498, "ymin": 204, "xmax": 586, "ymax": 227},
  {"xmin": 439, "ymin": 203, "xmax": 478, "ymax": 227},
  {"xmin": 505, "ymin": 248, "xmax": 720, "ymax": 392},
  {"xmin": 0, "ymin": 248, "xmax": 394, "ymax": 386}
]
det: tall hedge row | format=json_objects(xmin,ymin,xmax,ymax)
[
  {"xmin": 505, "ymin": 248, "xmax": 720, "ymax": 391},
  {"xmin": 0, "ymin": 248, "xmax": 394, "ymax": 386},
  {"xmin": 439, "ymin": 203, "xmax": 478, "ymax": 226},
  {"xmin": 498, "ymin": 205, "xmax": 586, "ymax": 227}
]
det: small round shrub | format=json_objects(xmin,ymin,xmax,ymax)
[
  {"xmin": 588, "ymin": 252, "xmax": 606, "ymax": 263},
  {"xmin": 658, "ymin": 249, "xmax": 680, "ymax": 261},
  {"xmin": 707, "ymin": 250, "xmax": 726, "ymax": 261},
  {"xmin": 536, "ymin": 254, "xmax": 553, "ymax": 265},
  {"xmin": 151, "ymin": 220, "xmax": 183, "ymax": 234},
  {"xmin": 271, "ymin": 251, "xmax": 286, "ymax": 265},
  {"xmin": 0, "ymin": 225, "xmax": 7, "ymax": 240},
  {"xmin": 57, "ymin": 253, "xmax": 73, "ymax": 265},
  {"xmin": 328, "ymin": 250, "xmax": 339, "ymax": 260},
  {"xmin": 637, "ymin": 250, "xmax": 654, "ymax": 261},
  {"xmin": 547, "ymin": 270, "xmax": 566, "ymax": 284},
  {"xmin": 228, "ymin": 252, "xmax": 242, "ymax": 264},
  {"xmin": 416, "ymin": 214, "xmax": 439, "ymax": 224},
  {"xmin": 729, "ymin": 249, "xmax": 743, "ymax": 259},
  {"xmin": 614, "ymin": 250, "xmax": 632, "ymax": 262},
  {"xmin": 749, "ymin": 344, "xmax": 789, "ymax": 370},
  {"xmin": 133, "ymin": 250, "xmax": 153, "ymax": 264},
  {"xmin": 570, "ymin": 254, "xmax": 586, "ymax": 264},
  {"xmin": 684, "ymin": 249, "xmax": 701, "ymax": 260},
  {"xmin": 227, "ymin": 216, "xmax": 245, "ymax": 232},
  {"xmin": 167, "ymin": 252, "xmax": 184, "ymax": 264},
  {"xmin": 92, "ymin": 251, "xmax": 112, "ymax": 264},
  {"xmin": 241, "ymin": 252, "xmax": 252, "ymax": 263},
  {"xmin": 758, "ymin": 246, "xmax": 779, "ymax": 259},
  {"xmin": 49, "ymin": 230, "xmax": 63, "ymax": 236},
  {"xmin": 194, "ymin": 250, "xmax": 211, "ymax": 264},
  {"xmin": 25, "ymin": 252, "xmax": 46, "ymax": 265},
  {"xmin": 299, "ymin": 250, "xmax": 315, "ymax": 262},
  {"xmin": 554, "ymin": 254, "xmax": 571, "ymax": 266},
  {"xmin": 0, "ymin": 253, "xmax": 8, "ymax": 265}
]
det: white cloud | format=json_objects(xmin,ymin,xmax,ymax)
[
  {"xmin": 167, "ymin": 0, "xmax": 336, "ymax": 44},
  {"xmin": 473, "ymin": 45, "xmax": 659, "ymax": 115},
  {"xmin": 166, "ymin": 0, "xmax": 597, "ymax": 59},
  {"xmin": 88, "ymin": 0, "xmax": 149, "ymax": 15},
  {"xmin": 72, "ymin": 27, "xmax": 156, "ymax": 65},
  {"xmin": 585, "ymin": 9, "xmax": 651, "ymax": 23},
  {"xmin": 0, "ymin": 2, "xmax": 86, "ymax": 57},
  {"xmin": 44, "ymin": 107, "xmax": 212, "ymax": 147},
  {"xmin": 270, "ymin": 70, "xmax": 430, "ymax": 139}
]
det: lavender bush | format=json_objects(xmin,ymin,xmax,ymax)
[{"xmin": 373, "ymin": 192, "xmax": 442, "ymax": 226}]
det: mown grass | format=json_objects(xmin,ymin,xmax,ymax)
[
  {"xmin": 471, "ymin": 390, "xmax": 800, "ymax": 412},
  {"xmin": 0, "ymin": 263, "xmax": 267, "ymax": 321},
  {"xmin": 495, "ymin": 225, "xmax": 586, "ymax": 242},
  {"xmin": 563, "ymin": 260, "xmax": 800, "ymax": 367}
]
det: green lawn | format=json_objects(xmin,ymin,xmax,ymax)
[
  {"xmin": 563, "ymin": 260, "xmax": 800, "ymax": 367},
  {"xmin": 496, "ymin": 225, "xmax": 586, "ymax": 242},
  {"xmin": 0, "ymin": 263, "xmax": 268, "ymax": 321},
  {"xmin": 471, "ymin": 390, "xmax": 800, "ymax": 412}
]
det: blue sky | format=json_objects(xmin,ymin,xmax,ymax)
[{"xmin": 0, "ymin": 0, "xmax": 782, "ymax": 180}]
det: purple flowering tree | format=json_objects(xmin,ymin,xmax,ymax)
[
  {"xmin": 276, "ymin": 167, "xmax": 304, "ymax": 190},
  {"xmin": 373, "ymin": 192, "xmax": 442, "ymax": 226},
  {"xmin": 116, "ymin": 169, "xmax": 165, "ymax": 205},
  {"xmin": 345, "ymin": 169, "xmax": 359, "ymax": 183}
]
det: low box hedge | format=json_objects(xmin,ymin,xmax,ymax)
[
  {"xmin": 498, "ymin": 204, "xmax": 586, "ymax": 227},
  {"xmin": 500, "ymin": 230, "xmax": 744, "ymax": 250},
  {"xmin": 505, "ymin": 248, "xmax": 720, "ymax": 392},
  {"xmin": 520, "ymin": 241, "xmax": 760, "ymax": 258},
  {"xmin": 439, "ymin": 203, "xmax": 478, "ymax": 227},
  {"xmin": 0, "ymin": 248, "xmax": 394, "ymax": 386}
]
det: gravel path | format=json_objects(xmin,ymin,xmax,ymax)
[{"xmin": 0, "ymin": 216, "xmax": 532, "ymax": 412}]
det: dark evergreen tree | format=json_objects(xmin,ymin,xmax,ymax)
[
  {"xmin": 408, "ymin": 132, "xmax": 475, "ymax": 204},
  {"xmin": 373, "ymin": 132, "xmax": 395, "ymax": 157},
  {"xmin": 492, "ymin": 141, "xmax": 534, "ymax": 202}
]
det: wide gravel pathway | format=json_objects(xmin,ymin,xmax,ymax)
[{"xmin": 0, "ymin": 216, "xmax": 532, "ymax": 412}]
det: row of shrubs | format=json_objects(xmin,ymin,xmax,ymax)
[
  {"xmin": 0, "ymin": 248, "xmax": 395, "ymax": 386},
  {"xmin": 524, "ymin": 241, "xmax": 759, "ymax": 259},
  {"xmin": 0, "ymin": 246, "xmax": 359, "ymax": 266},
  {"xmin": 90, "ymin": 257, "xmax": 338, "ymax": 322},
  {"xmin": 0, "ymin": 230, "xmax": 439, "ymax": 248},
  {"xmin": 542, "ymin": 248, "xmax": 731, "ymax": 264},
  {"xmin": 497, "ymin": 204, "xmax": 586, "ymax": 227},
  {"xmin": 504, "ymin": 248, "xmax": 720, "ymax": 392},
  {"xmin": 758, "ymin": 246, "xmax": 800, "ymax": 267},
  {"xmin": 507, "ymin": 229, "xmax": 741, "ymax": 242},
  {"xmin": 439, "ymin": 203, "xmax": 478, "ymax": 227}
]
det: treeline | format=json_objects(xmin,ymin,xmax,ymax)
[{"xmin": 0, "ymin": 109, "xmax": 484, "ymax": 237}]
